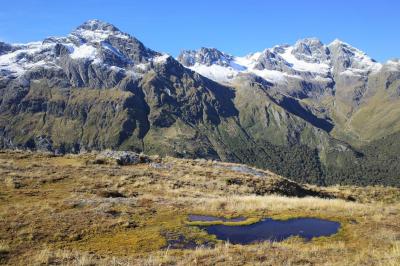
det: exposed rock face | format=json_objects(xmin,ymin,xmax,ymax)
[
  {"xmin": 1, "ymin": 20, "xmax": 400, "ymax": 186},
  {"xmin": 177, "ymin": 47, "xmax": 233, "ymax": 67},
  {"xmin": 0, "ymin": 42, "xmax": 13, "ymax": 56},
  {"xmin": 291, "ymin": 38, "xmax": 330, "ymax": 63},
  {"xmin": 253, "ymin": 49, "xmax": 292, "ymax": 72},
  {"xmin": 76, "ymin": 19, "xmax": 120, "ymax": 32}
]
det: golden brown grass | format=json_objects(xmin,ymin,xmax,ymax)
[
  {"xmin": 0, "ymin": 241, "xmax": 10, "ymax": 254},
  {"xmin": 0, "ymin": 150, "xmax": 399, "ymax": 265}
]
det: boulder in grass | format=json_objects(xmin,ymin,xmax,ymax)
[
  {"xmin": 96, "ymin": 190, "xmax": 125, "ymax": 198},
  {"xmin": 96, "ymin": 150, "xmax": 151, "ymax": 165}
]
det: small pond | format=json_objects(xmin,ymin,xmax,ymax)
[{"xmin": 191, "ymin": 216, "xmax": 340, "ymax": 244}]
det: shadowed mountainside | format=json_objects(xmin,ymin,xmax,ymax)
[{"xmin": 1, "ymin": 20, "xmax": 400, "ymax": 186}]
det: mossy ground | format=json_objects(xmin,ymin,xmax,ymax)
[
  {"xmin": 0, "ymin": 151, "xmax": 399, "ymax": 265},
  {"xmin": 185, "ymin": 217, "xmax": 261, "ymax": 227}
]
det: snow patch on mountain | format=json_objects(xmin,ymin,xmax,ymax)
[
  {"xmin": 186, "ymin": 52, "xmax": 306, "ymax": 84},
  {"xmin": 178, "ymin": 39, "xmax": 384, "ymax": 85},
  {"xmin": 69, "ymin": 44, "xmax": 98, "ymax": 60},
  {"xmin": 385, "ymin": 60, "xmax": 400, "ymax": 71},
  {"xmin": 0, "ymin": 20, "xmax": 163, "ymax": 78},
  {"xmin": 71, "ymin": 28, "xmax": 129, "ymax": 43},
  {"xmin": 152, "ymin": 54, "xmax": 170, "ymax": 64},
  {"xmin": 250, "ymin": 69, "xmax": 290, "ymax": 83},
  {"xmin": 0, "ymin": 42, "xmax": 57, "ymax": 75},
  {"xmin": 0, "ymin": 21, "xmax": 391, "ymax": 89},
  {"xmin": 70, "ymin": 19, "xmax": 129, "ymax": 43},
  {"xmin": 328, "ymin": 39, "xmax": 382, "ymax": 73},
  {"xmin": 188, "ymin": 63, "xmax": 238, "ymax": 82},
  {"xmin": 279, "ymin": 46, "xmax": 330, "ymax": 74}
]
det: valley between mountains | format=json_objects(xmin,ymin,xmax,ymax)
[
  {"xmin": 1, "ymin": 19, "xmax": 400, "ymax": 265},
  {"xmin": 1, "ymin": 20, "xmax": 400, "ymax": 186}
]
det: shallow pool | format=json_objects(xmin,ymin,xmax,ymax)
[{"xmin": 198, "ymin": 217, "xmax": 340, "ymax": 244}]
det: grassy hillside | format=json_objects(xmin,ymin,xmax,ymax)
[{"xmin": 0, "ymin": 151, "xmax": 399, "ymax": 265}]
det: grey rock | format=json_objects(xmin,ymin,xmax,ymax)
[
  {"xmin": 254, "ymin": 49, "xmax": 292, "ymax": 72},
  {"xmin": 178, "ymin": 47, "xmax": 233, "ymax": 67},
  {"xmin": 291, "ymin": 38, "xmax": 330, "ymax": 63},
  {"xmin": 0, "ymin": 42, "xmax": 13, "ymax": 56},
  {"xmin": 76, "ymin": 19, "xmax": 120, "ymax": 32},
  {"xmin": 97, "ymin": 150, "xmax": 150, "ymax": 165},
  {"xmin": 36, "ymin": 136, "xmax": 53, "ymax": 151}
]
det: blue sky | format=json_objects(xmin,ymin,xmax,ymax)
[{"xmin": 0, "ymin": 0, "xmax": 398, "ymax": 62}]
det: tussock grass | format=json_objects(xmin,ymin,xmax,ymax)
[
  {"xmin": 0, "ymin": 151, "xmax": 399, "ymax": 265},
  {"xmin": 33, "ymin": 248, "xmax": 99, "ymax": 266},
  {"xmin": 0, "ymin": 241, "xmax": 10, "ymax": 255},
  {"xmin": 184, "ymin": 194, "xmax": 370, "ymax": 214}
]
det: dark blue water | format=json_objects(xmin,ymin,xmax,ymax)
[{"xmin": 200, "ymin": 217, "xmax": 340, "ymax": 244}]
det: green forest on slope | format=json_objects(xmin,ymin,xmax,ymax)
[{"xmin": 253, "ymin": 133, "xmax": 400, "ymax": 187}]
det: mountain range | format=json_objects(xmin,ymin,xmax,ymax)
[{"xmin": 1, "ymin": 19, "xmax": 399, "ymax": 186}]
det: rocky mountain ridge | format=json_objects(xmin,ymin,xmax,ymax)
[
  {"xmin": 178, "ymin": 38, "xmax": 382, "ymax": 86},
  {"xmin": 1, "ymin": 20, "xmax": 399, "ymax": 186},
  {"xmin": 178, "ymin": 38, "xmax": 400, "ymax": 144}
]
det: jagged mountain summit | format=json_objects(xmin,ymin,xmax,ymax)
[
  {"xmin": 178, "ymin": 38, "xmax": 381, "ymax": 85},
  {"xmin": 0, "ymin": 19, "xmax": 244, "ymax": 158},
  {"xmin": 1, "ymin": 20, "xmax": 400, "ymax": 186},
  {"xmin": 178, "ymin": 39, "xmax": 400, "ymax": 142},
  {"xmin": 0, "ymin": 19, "xmax": 168, "ymax": 88}
]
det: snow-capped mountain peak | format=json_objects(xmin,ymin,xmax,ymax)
[
  {"xmin": 177, "ymin": 38, "xmax": 383, "ymax": 85},
  {"xmin": 76, "ymin": 19, "xmax": 120, "ymax": 32},
  {"xmin": 327, "ymin": 38, "xmax": 381, "ymax": 73},
  {"xmin": 328, "ymin": 38, "xmax": 346, "ymax": 47},
  {"xmin": 177, "ymin": 40, "xmax": 331, "ymax": 84},
  {"xmin": 178, "ymin": 47, "xmax": 234, "ymax": 67},
  {"xmin": 0, "ymin": 20, "xmax": 167, "ymax": 87},
  {"xmin": 291, "ymin": 38, "xmax": 329, "ymax": 63},
  {"xmin": 0, "ymin": 21, "xmax": 387, "ymax": 94},
  {"xmin": 70, "ymin": 20, "xmax": 130, "ymax": 44}
]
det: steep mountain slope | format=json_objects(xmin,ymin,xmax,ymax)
[
  {"xmin": 0, "ymin": 20, "xmax": 243, "ymax": 158},
  {"xmin": 177, "ymin": 40, "xmax": 400, "ymax": 186},
  {"xmin": 178, "ymin": 39, "xmax": 400, "ymax": 146},
  {"xmin": 0, "ymin": 20, "xmax": 399, "ymax": 186},
  {"xmin": 0, "ymin": 21, "xmax": 321, "ymax": 161}
]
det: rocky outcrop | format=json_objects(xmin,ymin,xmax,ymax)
[
  {"xmin": 96, "ymin": 150, "xmax": 150, "ymax": 165},
  {"xmin": 178, "ymin": 47, "xmax": 233, "ymax": 67}
]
